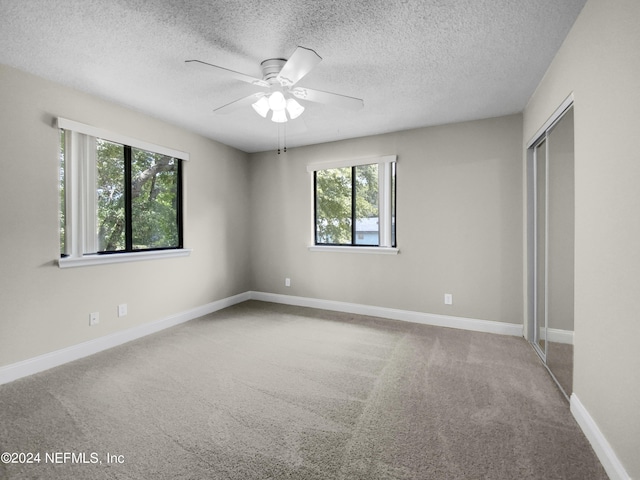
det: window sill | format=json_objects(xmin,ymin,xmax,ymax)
[
  {"xmin": 308, "ymin": 246, "xmax": 399, "ymax": 255},
  {"xmin": 58, "ymin": 248, "xmax": 192, "ymax": 268}
]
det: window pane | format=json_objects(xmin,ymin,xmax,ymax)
[
  {"xmin": 131, "ymin": 148, "xmax": 179, "ymax": 249},
  {"xmin": 354, "ymin": 164, "xmax": 379, "ymax": 245},
  {"xmin": 97, "ymin": 139, "xmax": 126, "ymax": 252},
  {"xmin": 59, "ymin": 130, "xmax": 66, "ymax": 256},
  {"xmin": 315, "ymin": 167, "xmax": 352, "ymax": 244}
]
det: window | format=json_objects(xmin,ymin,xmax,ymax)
[
  {"xmin": 58, "ymin": 118, "xmax": 190, "ymax": 267},
  {"xmin": 309, "ymin": 155, "xmax": 397, "ymax": 251}
]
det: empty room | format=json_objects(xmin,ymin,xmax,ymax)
[{"xmin": 0, "ymin": 1, "xmax": 638, "ymax": 479}]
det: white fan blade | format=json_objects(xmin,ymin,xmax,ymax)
[
  {"xmin": 291, "ymin": 87, "xmax": 364, "ymax": 110},
  {"xmin": 186, "ymin": 60, "xmax": 270, "ymax": 88},
  {"xmin": 214, "ymin": 92, "xmax": 267, "ymax": 114},
  {"xmin": 276, "ymin": 47, "xmax": 322, "ymax": 87}
]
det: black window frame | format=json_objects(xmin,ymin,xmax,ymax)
[
  {"xmin": 59, "ymin": 129, "xmax": 184, "ymax": 257},
  {"xmin": 99, "ymin": 144, "xmax": 184, "ymax": 255},
  {"xmin": 313, "ymin": 163, "xmax": 396, "ymax": 247}
]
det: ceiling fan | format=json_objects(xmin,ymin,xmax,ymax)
[{"xmin": 186, "ymin": 46, "xmax": 364, "ymax": 123}]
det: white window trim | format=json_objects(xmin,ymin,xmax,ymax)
[
  {"xmin": 58, "ymin": 118, "xmax": 191, "ymax": 268},
  {"xmin": 307, "ymin": 245, "xmax": 399, "ymax": 255},
  {"xmin": 308, "ymin": 155, "xmax": 398, "ymax": 253},
  {"xmin": 57, "ymin": 118, "xmax": 189, "ymax": 161},
  {"xmin": 306, "ymin": 154, "xmax": 396, "ymax": 172},
  {"xmin": 59, "ymin": 248, "xmax": 193, "ymax": 268}
]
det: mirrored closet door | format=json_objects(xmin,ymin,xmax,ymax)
[{"xmin": 529, "ymin": 103, "xmax": 574, "ymax": 398}]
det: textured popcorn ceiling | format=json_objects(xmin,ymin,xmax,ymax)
[{"xmin": 0, "ymin": 0, "xmax": 586, "ymax": 153}]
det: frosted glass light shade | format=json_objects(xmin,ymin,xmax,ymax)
[
  {"xmin": 252, "ymin": 92, "xmax": 305, "ymax": 123},
  {"xmin": 286, "ymin": 98, "xmax": 305, "ymax": 119},
  {"xmin": 271, "ymin": 109, "xmax": 287, "ymax": 123},
  {"xmin": 251, "ymin": 96, "xmax": 270, "ymax": 118},
  {"xmin": 268, "ymin": 91, "xmax": 287, "ymax": 111}
]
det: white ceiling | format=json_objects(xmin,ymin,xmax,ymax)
[{"xmin": 0, "ymin": 0, "xmax": 586, "ymax": 153}]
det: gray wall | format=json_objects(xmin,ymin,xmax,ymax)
[
  {"xmin": 523, "ymin": 0, "xmax": 640, "ymax": 475},
  {"xmin": 249, "ymin": 115, "xmax": 523, "ymax": 324},
  {"xmin": 0, "ymin": 65, "xmax": 252, "ymax": 367}
]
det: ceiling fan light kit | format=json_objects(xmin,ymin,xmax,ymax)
[
  {"xmin": 285, "ymin": 98, "xmax": 304, "ymax": 119},
  {"xmin": 251, "ymin": 91, "xmax": 305, "ymax": 123},
  {"xmin": 187, "ymin": 46, "xmax": 363, "ymax": 124},
  {"xmin": 271, "ymin": 108, "xmax": 287, "ymax": 123},
  {"xmin": 251, "ymin": 96, "xmax": 270, "ymax": 117}
]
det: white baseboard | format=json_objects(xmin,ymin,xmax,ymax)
[
  {"xmin": 249, "ymin": 291, "xmax": 523, "ymax": 337},
  {"xmin": 2, "ymin": 291, "xmax": 627, "ymax": 479},
  {"xmin": 570, "ymin": 393, "xmax": 630, "ymax": 480},
  {"xmin": 0, "ymin": 292, "xmax": 251, "ymax": 386},
  {"xmin": 547, "ymin": 327, "xmax": 574, "ymax": 345},
  {"xmin": 1, "ymin": 291, "xmax": 522, "ymax": 386}
]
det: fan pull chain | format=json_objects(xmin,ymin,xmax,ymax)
[
  {"xmin": 277, "ymin": 124, "xmax": 281, "ymax": 155},
  {"xmin": 277, "ymin": 123, "xmax": 287, "ymax": 154}
]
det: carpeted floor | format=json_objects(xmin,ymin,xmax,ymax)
[{"xmin": 0, "ymin": 301, "xmax": 607, "ymax": 479}]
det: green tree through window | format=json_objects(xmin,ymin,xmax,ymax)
[
  {"xmin": 60, "ymin": 131, "xmax": 182, "ymax": 255},
  {"xmin": 315, "ymin": 163, "xmax": 389, "ymax": 246},
  {"xmin": 97, "ymin": 140, "xmax": 181, "ymax": 252},
  {"xmin": 97, "ymin": 139, "xmax": 125, "ymax": 251},
  {"xmin": 131, "ymin": 148, "xmax": 180, "ymax": 250}
]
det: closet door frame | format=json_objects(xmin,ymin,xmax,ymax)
[
  {"xmin": 531, "ymin": 136, "xmax": 549, "ymax": 361},
  {"xmin": 526, "ymin": 93, "xmax": 574, "ymax": 362}
]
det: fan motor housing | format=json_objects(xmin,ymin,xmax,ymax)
[{"xmin": 260, "ymin": 58, "xmax": 287, "ymax": 84}]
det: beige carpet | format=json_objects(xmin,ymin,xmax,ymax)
[{"xmin": 0, "ymin": 301, "xmax": 606, "ymax": 479}]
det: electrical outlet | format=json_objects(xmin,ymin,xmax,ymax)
[
  {"xmin": 285, "ymin": 277, "xmax": 291, "ymax": 287},
  {"xmin": 444, "ymin": 294, "xmax": 453, "ymax": 305},
  {"xmin": 89, "ymin": 312, "xmax": 99, "ymax": 326},
  {"xmin": 118, "ymin": 304, "xmax": 127, "ymax": 317}
]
